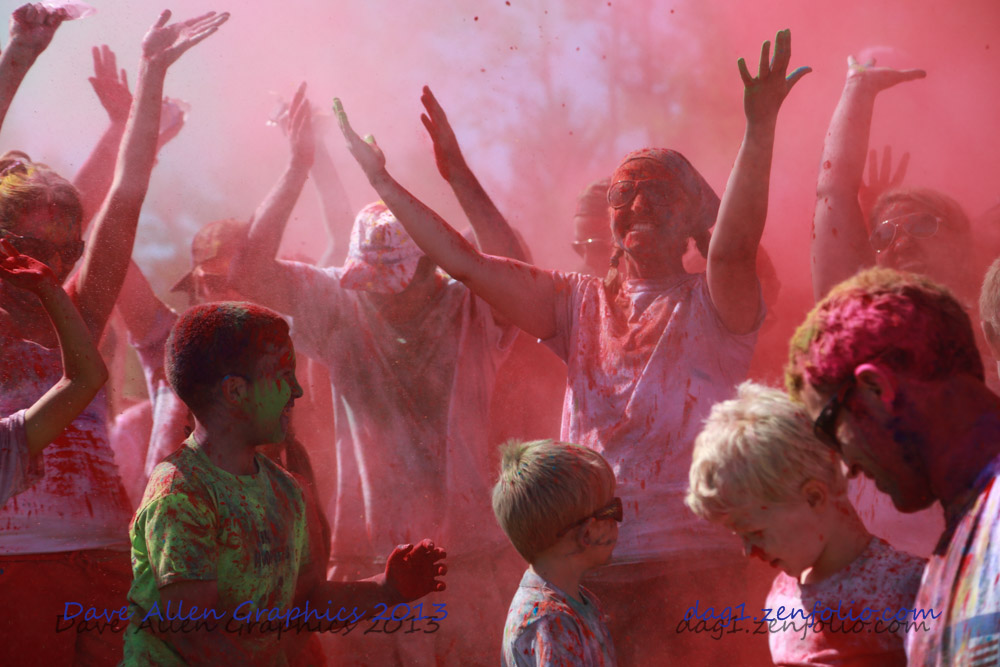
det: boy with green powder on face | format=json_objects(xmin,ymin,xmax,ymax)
[{"xmin": 124, "ymin": 302, "xmax": 447, "ymax": 665}]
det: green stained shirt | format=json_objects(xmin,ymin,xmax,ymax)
[{"xmin": 123, "ymin": 437, "xmax": 308, "ymax": 665}]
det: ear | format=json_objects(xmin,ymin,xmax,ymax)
[
  {"xmin": 854, "ymin": 363, "xmax": 896, "ymax": 411},
  {"xmin": 800, "ymin": 479, "xmax": 827, "ymax": 510},
  {"xmin": 220, "ymin": 374, "xmax": 249, "ymax": 409}
]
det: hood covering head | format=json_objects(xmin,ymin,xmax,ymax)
[{"xmin": 340, "ymin": 201, "xmax": 424, "ymax": 294}]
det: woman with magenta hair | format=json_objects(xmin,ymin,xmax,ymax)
[
  {"xmin": 0, "ymin": 7, "xmax": 228, "ymax": 665},
  {"xmin": 334, "ymin": 28, "xmax": 808, "ymax": 666}
]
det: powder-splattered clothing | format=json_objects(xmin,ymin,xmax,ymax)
[
  {"xmin": 503, "ymin": 568, "xmax": 616, "ymax": 667},
  {"xmin": 0, "ymin": 410, "xmax": 40, "ymax": 506},
  {"xmin": 124, "ymin": 437, "xmax": 308, "ymax": 666},
  {"xmin": 766, "ymin": 537, "xmax": 925, "ymax": 666},
  {"xmin": 907, "ymin": 456, "xmax": 1000, "ymax": 666},
  {"xmin": 273, "ymin": 261, "xmax": 513, "ymax": 566},
  {"xmin": 545, "ymin": 272, "xmax": 761, "ymax": 563},
  {"xmin": 0, "ymin": 326, "xmax": 132, "ymax": 553}
]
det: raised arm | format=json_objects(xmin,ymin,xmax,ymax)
[
  {"xmin": 230, "ymin": 83, "xmax": 315, "ymax": 308},
  {"xmin": 708, "ymin": 28, "xmax": 809, "ymax": 334},
  {"xmin": 0, "ymin": 241, "xmax": 107, "ymax": 456},
  {"xmin": 420, "ymin": 86, "xmax": 526, "ymax": 262},
  {"xmin": 66, "ymin": 10, "xmax": 229, "ymax": 338},
  {"xmin": 0, "ymin": 4, "xmax": 67, "ymax": 134},
  {"xmin": 811, "ymin": 56, "xmax": 925, "ymax": 300},
  {"xmin": 334, "ymin": 98, "xmax": 558, "ymax": 340},
  {"xmin": 311, "ymin": 116, "xmax": 355, "ymax": 267}
]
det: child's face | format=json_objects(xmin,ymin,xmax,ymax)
[
  {"xmin": 244, "ymin": 336, "xmax": 303, "ymax": 445},
  {"xmin": 721, "ymin": 496, "xmax": 826, "ymax": 579}
]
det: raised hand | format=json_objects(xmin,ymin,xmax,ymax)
[
  {"xmin": 0, "ymin": 237, "xmax": 57, "ymax": 292},
  {"xmin": 846, "ymin": 54, "xmax": 925, "ymax": 93},
  {"xmin": 157, "ymin": 97, "xmax": 188, "ymax": 150},
  {"xmin": 385, "ymin": 539, "xmax": 447, "ymax": 601},
  {"xmin": 334, "ymin": 97, "xmax": 386, "ymax": 181},
  {"xmin": 859, "ymin": 145, "xmax": 909, "ymax": 217},
  {"xmin": 737, "ymin": 28, "xmax": 811, "ymax": 123},
  {"xmin": 141, "ymin": 9, "xmax": 229, "ymax": 70},
  {"xmin": 287, "ymin": 82, "xmax": 315, "ymax": 171},
  {"xmin": 8, "ymin": 3, "xmax": 67, "ymax": 56},
  {"xmin": 420, "ymin": 86, "xmax": 467, "ymax": 182},
  {"xmin": 89, "ymin": 45, "xmax": 131, "ymax": 124}
]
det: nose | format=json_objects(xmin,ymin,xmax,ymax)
[{"xmin": 291, "ymin": 375, "xmax": 304, "ymax": 400}]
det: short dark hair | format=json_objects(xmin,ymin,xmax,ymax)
[{"xmin": 165, "ymin": 302, "xmax": 290, "ymax": 414}]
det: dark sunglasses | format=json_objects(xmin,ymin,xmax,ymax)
[
  {"xmin": 571, "ymin": 238, "xmax": 613, "ymax": 257},
  {"xmin": 608, "ymin": 179, "xmax": 679, "ymax": 209},
  {"xmin": 869, "ymin": 212, "xmax": 941, "ymax": 253},
  {"xmin": 813, "ymin": 379, "xmax": 856, "ymax": 452},
  {"xmin": 557, "ymin": 497, "xmax": 623, "ymax": 537},
  {"xmin": 0, "ymin": 230, "xmax": 83, "ymax": 266}
]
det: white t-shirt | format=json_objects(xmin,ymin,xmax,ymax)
[
  {"xmin": 278, "ymin": 261, "xmax": 513, "ymax": 574},
  {"xmin": 0, "ymin": 410, "xmax": 40, "ymax": 507},
  {"xmin": 0, "ymin": 327, "xmax": 131, "ymax": 554},
  {"xmin": 545, "ymin": 271, "xmax": 760, "ymax": 562}
]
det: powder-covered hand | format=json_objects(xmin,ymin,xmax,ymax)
[
  {"xmin": 420, "ymin": 86, "xmax": 468, "ymax": 182},
  {"xmin": 334, "ymin": 97, "xmax": 387, "ymax": 182},
  {"xmin": 0, "ymin": 238, "xmax": 57, "ymax": 292},
  {"xmin": 738, "ymin": 28, "xmax": 810, "ymax": 123},
  {"xmin": 385, "ymin": 539, "xmax": 447, "ymax": 602}
]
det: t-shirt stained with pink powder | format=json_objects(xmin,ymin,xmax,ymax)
[
  {"xmin": 907, "ymin": 456, "xmax": 1000, "ymax": 666},
  {"xmin": 0, "ymin": 328, "xmax": 132, "ymax": 554},
  {"xmin": 279, "ymin": 261, "xmax": 514, "ymax": 573},
  {"xmin": 766, "ymin": 537, "xmax": 924, "ymax": 666},
  {"xmin": 503, "ymin": 568, "xmax": 616, "ymax": 667},
  {"xmin": 546, "ymin": 272, "xmax": 760, "ymax": 563}
]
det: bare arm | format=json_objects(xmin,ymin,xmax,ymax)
[
  {"xmin": 334, "ymin": 99, "xmax": 558, "ymax": 340},
  {"xmin": 812, "ymin": 57, "xmax": 925, "ymax": 300},
  {"xmin": 66, "ymin": 10, "xmax": 229, "ymax": 338},
  {"xmin": 0, "ymin": 4, "xmax": 66, "ymax": 134},
  {"xmin": 0, "ymin": 242, "xmax": 107, "ymax": 456},
  {"xmin": 230, "ymin": 84, "xmax": 314, "ymax": 305},
  {"xmin": 420, "ymin": 86, "xmax": 526, "ymax": 262},
  {"xmin": 708, "ymin": 29, "xmax": 810, "ymax": 334},
  {"xmin": 311, "ymin": 123, "xmax": 354, "ymax": 267}
]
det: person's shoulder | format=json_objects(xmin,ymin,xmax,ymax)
[
  {"xmin": 869, "ymin": 536, "xmax": 927, "ymax": 573},
  {"xmin": 142, "ymin": 442, "xmax": 211, "ymax": 503}
]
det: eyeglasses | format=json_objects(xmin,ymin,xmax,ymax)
[
  {"xmin": 571, "ymin": 238, "xmax": 613, "ymax": 256},
  {"xmin": 869, "ymin": 212, "xmax": 941, "ymax": 253},
  {"xmin": 608, "ymin": 179, "xmax": 680, "ymax": 209},
  {"xmin": 556, "ymin": 497, "xmax": 623, "ymax": 537},
  {"xmin": 0, "ymin": 230, "xmax": 83, "ymax": 266},
  {"xmin": 813, "ymin": 379, "xmax": 855, "ymax": 452}
]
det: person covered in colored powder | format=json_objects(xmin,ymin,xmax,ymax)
[
  {"xmin": 0, "ymin": 240, "xmax": 108, "ymax": 506},
  {"xmin": 787, "ymin": 267, "xmax": 1000, "ymax": 665},
  {"xmin": 125, "ymin": 301, "xmax": 447, "ymax": 665},
  {"xmin": 0, "ymin": 8, "xmax": 229, "ymax": 665},
  {"xmin": 687, "ymin": 382, "xmax": 925, "ymax": 666},
  {"xmin": 333, "ymin": 28, "xmax": 808, "ymax": 665},
  {"xmin": 229, "ymin": 84, "xmax": 527, "ymax": 665},
  {"xmin": 494, "ymin": 439, "xmax": 619, "ymax": 667}
]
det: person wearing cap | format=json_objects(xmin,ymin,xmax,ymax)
[
  {"xmin": 334, "ymin": 30, "xmax": 807, "ymax": 666},
  {"xmin": 170, "ymin": 218, "xmax": 249, "ymax": 303},
  {"xmin": 231, "ymin": 86, "xmax": 528, "ymax": 665}
]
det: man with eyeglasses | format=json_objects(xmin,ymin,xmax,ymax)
[{"xmin": 786, "ymin": 267, "xmax": 1000, "ymax": 666}]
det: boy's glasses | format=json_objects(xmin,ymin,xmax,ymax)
[
  {"xmin": 813, "ymin": 379, "xmax": 855, "ymax": 452},
  {"xmin": 556, "ymin": 497, "xmax": 623, "ymax": 537},
  {"xmin": 608, "ymin": 179, "xmax": 677, "ymax": 209},
  {"xmin": 0, "ymin": 230, "xmax": 83, "ymax": 266},
  {"xmin": 869, "ymin": 212, "xmax": 941, "ymax": 253}
]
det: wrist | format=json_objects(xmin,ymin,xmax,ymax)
[
  {"xmin": 368, "ymin": 168, "xmax": 392, "ymax": 189},
  {"xmin": 3, "ymin": 39, "xmax": 40, "ymax": 64}
]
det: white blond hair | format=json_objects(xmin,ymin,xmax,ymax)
[{"xmin": 686, "ymin": 382, "xmax": 845, "ymax": 521}]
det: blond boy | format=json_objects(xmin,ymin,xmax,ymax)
[
  {"xmin": 493, "ymin": 440, "xmax": 619, "ymax": 667},
  {"xmin": 687, "ymin": 382, "xmax": 925, "ymax": 666}
]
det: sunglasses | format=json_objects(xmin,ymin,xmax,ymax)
[
  {"xmin": 0, "ymin": 230, "xmax": 83, "ymax": 266},
  {"xmin": 813, "ymin": 379, "xmax": 856, "ymax": 453},
  {"xmin": 869, "ymin": 212, "xmax": 941, "ymax": 253},
  {"xmin": 571, "ymin": 238, "xmax": 613, "ymax": 256},
  {"xmin": 556, "ymin": 496, "xmax": 623, "ymax": 537},
  {"xmin": 608, "ymin": 179, "xmax": 680, "ymax": 209}
]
